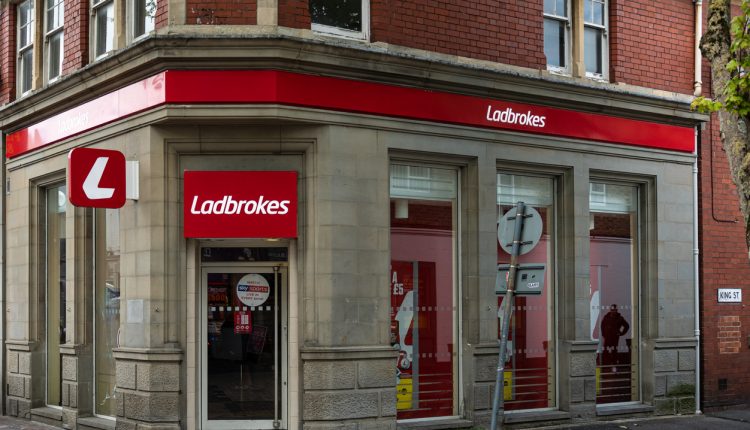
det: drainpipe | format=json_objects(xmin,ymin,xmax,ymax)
[
  {"xmin": 694, "ymin": 0, "xmax": 703, "ymax": 96},
  {"xmin": 692, "ymin": 0, "xmax": 703, "ymax": 414},
  {"xmin": 693, "ymin": 127, "xmax": 702, "ymax": 415}
]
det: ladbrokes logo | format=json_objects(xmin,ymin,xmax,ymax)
[
  {"xmin": 486, "ymin": 105, "xmax": 546, "ymax": 128},
  {"xmin": 190, "ymin": 195, "xmax": 291, "ymax": 215}
]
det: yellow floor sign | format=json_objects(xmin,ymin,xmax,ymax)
[
  {"xmin": 397, "ymin": 377, "xmax": 413, "ymax": 410},
  {"xmin": 504, "ymin": 371, "xmax": 513, "ymax": 401}
]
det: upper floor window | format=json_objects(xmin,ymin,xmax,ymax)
[
  {"xmin": 132, "ymin": 0, "xmax": 156, "ymax": 40},
  {"xmin": 17, "ymin": 0, "xmax": 35, "ymax": 96},
  {"xmin": 46, "ymin": 0, "xmax": 65, "ymax": 83},
  {"xmin": 544, "ymin": 0, "xmax": 608, "ymax": 80},
  {"xmin": 310, "ymin": 0, "xmax": 369, "ymax": 40},
  {"xmin": 92, "ymin": 0, "xmax": 115, "ymax": 59},
  {"xmin": 583, "ymin": 0, "xmax": 607, "ymax": 79},
  {"xmin": 543, "ymin": 0, "xmax": 570, "ymax": 74}
]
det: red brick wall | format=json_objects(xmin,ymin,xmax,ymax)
[
  {"xmin": 609, "ymin": 0, "xmax": 694, "ymax": 94},
  {"xmin": 371, "ymin": 0, "xmax": 545, "ymax": 68},
  {"xmin": 62, "ymin": 0, "xmax": 89, "ymax": 75},
  {"xmin": 156, "ymin": 0, "xmax": 169, "ymax": 28},
  {"xmin": 187, "ymin": 0, "xmax": 257, "ymax": 24},
  {"xmin": 699, "ymin": 0, "xmax": 750, "ymax": 402},
  {"xmin": 278, "ymin": 0, "xmax": 309, "ymax": 28},
  {"xmin": 0, "ymin": 2, "xmax": 16, "ymax": 105}
]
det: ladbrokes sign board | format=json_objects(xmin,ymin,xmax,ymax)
[{"xmin": 183, "ymin": 171, "xmax": 298, "ymax": 238}]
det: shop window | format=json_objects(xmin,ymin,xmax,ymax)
[
  {"xmin": 543, "ymin": 0, "xmax": 570, "ymax": 73},
  {"xmin": 92, "ymin": 0, "xmax": 115, "ymax": 58},
  {"xmin": 496, "ymin": 173, "xmax": 556, "ymax": 411},
  {"xmin": 17, "ymin": 0, "xmax": 35, "ymax": 96},
  {"xmin": 94, "ymin": 209, "xmax": 120, "ymax": 417},
  {"xmin": 43, "ymin": 184, "xmax": 67, "ymax": 407},
  {"xmin": 583, "ymin": 0, "xmax": 607, "ymax": 78},
  {"xmin": 390, "ymin": 163, "xmax": 458, "ymax": 420},
  {"xmin": 309, "ymin": 0, "xmax": 369, "ymax": 40},
  {"xmin": 45, "ymin": 0, "xmax": 64, "ymax": 83},
  {"xmin": 132, "ymin": 0, "xmax": 155, "ymax": 40},
  {"xmin": 589, "ymin": 182, "xmax": 639, "ymax": 404}
]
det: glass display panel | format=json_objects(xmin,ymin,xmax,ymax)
[
  {"xmin": 497, "ymin": 174, "xmax": 556, "ymax": 410},
  {"xmin": 206, "ymin": 271, "xmax": 280, "ymax": 420},
  {"xmin": 590, "ymin": 182, "xmax": 639, "ymax": 404},
  {"xmin": 95, "ymin": 209, "xmax": 120, "ymax": 416},
  {"xmin": 390, "ymin": 165, "xmax": 456, "ymax": 420},
  {"xmin": 309, "ymin": 0, "xmax": 362, "ymax": 31}
]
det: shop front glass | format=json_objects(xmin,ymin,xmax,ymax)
[
  {"xmin": 390, "ymin": 164, "xmax": 458, "ymax": 420},
  {"xmin": 95, "ymin": 209, "xmax": 120, "ymax": 416},
  {"xmin": 201, "ymin": 247, "xmax": 288, "ymax": 429},
  {"xmin": 496, "ymin": 173, "xmax": 556, "ymax": 410},
  {"xmin": 44, "ymin": 184, "xmax": 66, "ymax": 407},
  {"xmin": 590, "ymin": 182, "xmax": 640, "ymax": 404}
]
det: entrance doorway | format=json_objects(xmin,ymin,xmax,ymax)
[{"xmin": 200, "ymin": 247, "xmax": 288, "ymax": 429}]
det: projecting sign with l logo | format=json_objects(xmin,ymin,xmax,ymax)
[{"xmin": 68, "ymin": 148, "xmax": 126, "ymax": 208}]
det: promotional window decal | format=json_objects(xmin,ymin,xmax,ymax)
[{"xmin": 236, "ymin": 274, "xmax": 271, "ymax": 307}]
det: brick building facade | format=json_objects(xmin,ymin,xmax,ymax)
[{"xmin": 0, "ymin": 0, "xmax": 742, "ymax": 428}]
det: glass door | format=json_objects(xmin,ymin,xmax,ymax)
[{"xmin": 201, "ymin": 266, "xmax": 287, "ymax": 429}]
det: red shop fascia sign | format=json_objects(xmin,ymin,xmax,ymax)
[{"xmin": 5, "ymin": 70, "xmax": 695, "ymax": 238}]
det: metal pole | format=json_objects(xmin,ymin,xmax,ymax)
[
  {"xmin": 490, "ymin": 202, "xmax": 526, "ymax": 430},
  {"xmin": 273, "ymin": 266, "xmax": 280, "ymax": 428}
]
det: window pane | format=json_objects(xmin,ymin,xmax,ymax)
[
  {"xmin": 497, "ymin": 174, "xmax": 556, "ymax": 410},
  {"xmin": 390, "ymin": 165, "xmax": 456, "ymax": 420},
  {"xmin": 134, "ymin": 0, "xmax": 156, "ymax": 38},
  {"xmin": 95, "ymin": 2, "xmax": 115, "ymax": 57},
  {"xmin": 47, "ymin": 0, "xmax": 64, "ymax": 30},
  {"xmin": 95, "ymin": 209, "xmax": 120, "ymax": 416},
  {"xmin": 544, "ymin": 0, "xmax": 555, "ymax": 14},
  {"xmin": 590, "ymin": 183, "xmax": 639, "ymax": 404},
  {"xmin": 19, "ymin": 0, "xmax": 34, "ymax": 48},
  {"xmin": 48, "ymin": 32, "xmax": 62, "ymax": 81},
  {"xmin": 309, "ymin": 0, "xmax": 362, "ymax": 32},
  {"xmin": 584, "ymin": 26, "xmax": 603, "ymax": 75},
  {"xmin": 21, "ymin": 50, "xmax": 33, "ymax": 93},
  {"xmin": 556, "ymin": 0, "xmax": 566, "ymax": 15},
  {"xmin": 594, "ymin": 1, "xmax": 604, "ymax": 25},
  {"xmin": 544, "ymin": 18, "xmax": 566, "ymax": 68},
  {"xmin": 46, "ymin": 185, "xmax": 67, "ymax": 407}
]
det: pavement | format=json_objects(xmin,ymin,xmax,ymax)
[
  {"xmin": 532, "ymin": 409, "xmax": 750, "ymax": 430},
  {"xmin": 0, "ymin": 411, "xmax": 745, "ymax": 429}
]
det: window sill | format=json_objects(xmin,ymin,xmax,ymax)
[
  {"xmin": 30, "ymin": 406, "xmax": 62, "ymax": 426},
  {"xmin": 504, "ymin": 410, "xmax": 570, "ymax": 424},
  {"xmin": 398, "ymin": 419, "xmax": 473, "ymax": 429},
  {"xmin": 596, "ymin": 403, "xmax": 654, "ymax": 416},
  {"xmin": 78, "ymin": 416, "xmax": 116, "ymax": 430}
]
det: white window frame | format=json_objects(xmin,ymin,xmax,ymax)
[
  {"xmin": 17, "ymin": 0, "xmax": 35, "ymax": 97},
  {"xmin": 543, "ymin": 0, "xmax": 571, "ymax": 75},
  {"xmin": 45, "ymin": 0, "xmax": 64, "ymax": 84},
  {"xmin": 128, "ymin": 0, "xmax": 155, "ymax": 42},
  {"xmin": 91, "ymin": 0, "xmax": 115, "ymax": 60},
  {"xmin": 583, "ymin": 0, "xmax": 608, "ymax": 80},
  {"xmin": 310, "ymin": 0, "xmax": 370, "ymax": 40}
]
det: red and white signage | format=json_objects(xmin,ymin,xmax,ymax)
[
  {"xmin": 236, "ymin": 274, "xmax": 271, "ymax": 307},
  {"xmin": 67, "ymin": 148, "xmax": 126, "ymax": 208},
  {"xmin": 7, "ymin": 70, "xmax": 696, "ymax": 158},
  {"xmin": 183, "ymin": 170, "xmax": 297, "ymax": 238}
]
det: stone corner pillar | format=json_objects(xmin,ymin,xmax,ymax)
[{"xmin": 112, "ymin": 347, "xmax": 183, "ymax": 430}]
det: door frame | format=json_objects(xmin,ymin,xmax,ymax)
[{"xmin": 199, "ymin": 261, "xmax": 289, "ymax": 430}]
